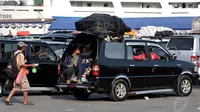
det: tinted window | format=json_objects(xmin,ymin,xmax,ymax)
[
  {"xmin": 126, "ymin": 42, "xmax": 147, "ymax": 60},
  {"xmin": 30, "ymin": 44, "xmax": 56, "ymax": 61},
  {"xmin": 147, "ymin": 43, "xmax": 170, "ymax": 60},
  {"xmin": 49, "ymin": 44, "xmax": 67, "ymax": 51},
  {"xmin": 105, "ymin": 43, "xmax": 125, "ymax": 59},
  {"xmin": 157, "ymin": 42, "xmax": 167, "ymax": 48},
  {"xmin": 167, "ymin": 38, "xmax": 194, "ymax": 50},
  {"xmin": 0, "ymin": 43, "xmax": 18, "ymax": 59}
]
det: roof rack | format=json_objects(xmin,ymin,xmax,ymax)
[{"xmin": 186, "ymin": 33, "xmax": 200, "ymax": 35}]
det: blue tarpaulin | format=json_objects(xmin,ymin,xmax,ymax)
[{"xmin": 48, "ymin": 16, "xmax": 195, "ymax": 31}]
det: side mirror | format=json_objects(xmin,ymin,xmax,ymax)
[{"xmin": 172, "ymin": 53, "xmax": 177, "ymax": 60}]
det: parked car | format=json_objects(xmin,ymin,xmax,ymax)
[
  {"xmin": 166, "ymin": 35, "xmax": 200, "ymax": 76},
  {"xmin": 56, "ymin": 32, "xmax": 199, "ymax": 101},
  {"xmin": 0, "ymin": 39, "xmax": 61, "ymax": 96}
]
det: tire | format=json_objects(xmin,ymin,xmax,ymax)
[
  {"xmin": 73, "ymin": 89, "xmax": 90, "ymax": 100},
  {"xmin": 0, "ymin": 82, "xmax": 4, "ymax": 97},
  {"xmin": 109, "ymin": 79, "xmax": 129, "ymax": 101},
  {"xmin": 175, "ymin": 75, "xmax": 193, "ymax": 96}
]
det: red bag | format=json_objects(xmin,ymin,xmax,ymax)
[{"xmin": 15, "ymin": 68, "xmax": 28, "ymax": 85}]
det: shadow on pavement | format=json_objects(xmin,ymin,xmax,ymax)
[
  {"xmin": 1, "ymin": 90, "xmax": 177, "ymax": 102},
  {"xmin": 50, "ymin": 92, "xmax": 176, "ymax": 102},
  {"xmin": 0, "ymin": 97, "xmax": 24, "ymax": 105},
  {"xmin": 2, "ymin": 91, "xmax": 71, "ymax": 96}
]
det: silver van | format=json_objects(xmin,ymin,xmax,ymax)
[{"xmin": 166, "ymin": 35, "xmax": 200, "ymax": 76}]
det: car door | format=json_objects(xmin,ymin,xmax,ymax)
[
  {"xmin": 26, "ymin": 43, "xmax": 59, "ymax": 87},
  {"xmin": 125, "ymin": 42, "xmax": 154, "ymax": 90},
  {"xmin": 146, "ymin": 42, "xmax": 178, "ymax": 88},
  {"xmin": 0, "ymin": 42, "xmax": 18, "ymax": 72}
]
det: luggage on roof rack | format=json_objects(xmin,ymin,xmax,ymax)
[
  {"xmin": 75, "ymin": 13, "xmax": 131, "ymax": 39},
  {"xmin": 154, "ymin": 30, "xmax": 174, "ymax": 37}
]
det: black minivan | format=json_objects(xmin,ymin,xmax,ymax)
[
  {"xmin": 57, "ymin": 32, "xmax": 199, "ymax": 101},
  {"xmin": 0, "ymin": 39, "xmax": 60, "ymax": 96}
]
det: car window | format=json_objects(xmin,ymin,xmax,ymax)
[
  {"xmin": 0, "ymin": 43, "xmax": 18, "ymax": 59},
  {"xmin": 126, "ymin": 42, "xmax": 147, "ymax": 60},
  {"xmin": 167, "ymin": 37, "xmax": 194, "ymax": 50},
  {"xmin": 49, "ymin": 44, "xmax": 67, "ymax": 51},
  {"xmin": 105, "ymin": 42, "xmax": 125, "ymax": 59},
  {"xmin": 147, "ymin": 43, "xmax": 170, "ymax": 60},
  {"xmin": 157, "ymin": 42, "xmax": 167, "ymax": 48},
  {"xmin": 30, "ymin": 44, "xmax": 56, "ymax": 61}
]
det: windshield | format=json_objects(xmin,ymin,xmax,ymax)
[
  {"xmin": 49, "ymin": 44, "xmax": 68, "ymax": 58},
  {"xmin": 167, "ymin": 37, "xmax": 194, "ymax": 50},
  {"xmin": 49, "ymin": 44, "xmax": 67, "ymax": 51},
  {"xmin": 157, "ymin": 41, "xmax": 168, "ymax": 48}
]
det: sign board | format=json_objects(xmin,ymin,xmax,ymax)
[{"xmin": 0, "ymin": 14, "xmax": 12, "ymax": 19}]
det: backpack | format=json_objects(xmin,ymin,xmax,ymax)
[{"xmin": 6, "ymin": 52, "xmax": 22, "ymax": 80}]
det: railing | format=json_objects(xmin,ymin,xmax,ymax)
[
  {"xmin": 123, "ymin": 8, "xmax": 162, "ymax": 14},
  {"xmin": 0, "ymin": 6, "xmax": 45, "ymax": 12},
  {"xmin": 72, "ymin": 7, "xmax": 114, "ymax": 13}
]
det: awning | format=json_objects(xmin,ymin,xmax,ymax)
[
  {"xmin": 48, "ymin": 18, "xmax": 80, "ymax": 30},
  {"xmin": 51, "ymin": 16, "xmax": 195, "ymax": 30},
  {"xmin": 123, "ymin": 17, "xmax": 194, "ymax": 30}
]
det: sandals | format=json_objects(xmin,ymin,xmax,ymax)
[
  {"xmin": 77, "ymin": 80, "xmax": 82, "ymax": 84},
  {"xmin": 24, "ymin": 101, "xmax": 34, "ymax": 106},
  {"xmin": 5, "ymin": 100, "xmax": 13, "ymax": 105},
  {"xmin": 5, "ymin": 100, "xmax": 34, "ymax": 106}
]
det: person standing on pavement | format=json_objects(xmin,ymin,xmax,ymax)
[{"xmin": 5, "ymin": 42, "xmax": 35, "ymax": 106}]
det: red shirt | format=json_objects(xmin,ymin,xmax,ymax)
[
  {"xmin": 134, "ymin": 53, "xmax": 146, "ymax": 60},
  {"xmin": 134, "ymin": 52, "xmax": 160, "ymax": 60},
  {"xmin": 150, "ymin": 52, "xmax": 160, "ymax": 60}
]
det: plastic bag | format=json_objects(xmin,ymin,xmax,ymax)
[{"xmin": 15, "ymin": 68, "xmax": 26, "ymax": 85}]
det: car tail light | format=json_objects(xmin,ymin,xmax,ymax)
[
  {"xmin": 92, "ymin": 65, "xmax": 100, "ymax": 76},
  {"xmin": 58, "ymin": 64, "xmax": 61, "ymax": 75},
  {"xmin": 191, "ymin": 52, "xmax": 197, "ymax": 62},
  {"xmin": 58, "ymin": 69, "xmax": 61, "ymax": 75}
]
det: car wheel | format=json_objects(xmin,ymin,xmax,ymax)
[
  {"xmin": 109, "ymin": 79, "xmax": 129, "ymax": 101},
  {"xmin": 73, "ymin": 89, "xmax": 90, "ymax": 100},
  {"xmin": 0, "ymin": 82, "xmax": 4, "ymax": 97},
  {"xmin": 175, "ymin": 75, "xmax": 193, "ymax": 96}
]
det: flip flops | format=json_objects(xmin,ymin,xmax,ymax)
[
  {"xmin": 5, "ymin": 100, "xmax": 13, "ymax": 105},
  {"xmin": 24, "ymin": 101, "xmax": 34, "ymax": 106}
]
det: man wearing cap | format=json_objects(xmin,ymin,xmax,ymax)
[{"xmin": 5, "ymin": 42, "xmax": 35, "ymax": 106}]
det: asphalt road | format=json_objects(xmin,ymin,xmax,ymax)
[{"xmin": 1, "ymin": 87, "xmax": 200, "ymax": 112}]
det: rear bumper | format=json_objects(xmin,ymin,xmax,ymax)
[
  {"xmin": 55, "ymin": 82, "xmax": 99, "ymax": 90},
  {"xmin": 56, "ymin": 84, "xmax": 95, "ymax": 89}
]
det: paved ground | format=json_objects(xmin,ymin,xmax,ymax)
[{"xmin": 1, "ymin": 87, "xmax": 200, "ymax": 112}]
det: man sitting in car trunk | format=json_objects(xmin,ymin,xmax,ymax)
[{"xmin": 63, "ymin": 46, "xmax": 82, "ymax": 84}]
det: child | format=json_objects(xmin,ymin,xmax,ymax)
[{"xmin": 81, "ymin": 59, "xmax": 91, "ymax": 82}]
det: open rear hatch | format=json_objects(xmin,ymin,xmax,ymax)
[{"xmin": 56, "ymin": 32, "xmax": 101, "ymax": 90}]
